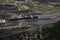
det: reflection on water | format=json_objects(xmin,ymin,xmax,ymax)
[
  {"xmin": 18, "ymin": 18, "xmax": 57, "ymax": 26},
  {"xmin": 17, "ymin": 19, "xmax": 57, "ymax": 30},
  {"xmin": 18, "ymin": 19, "xmax": 37, "ymax": 27}
]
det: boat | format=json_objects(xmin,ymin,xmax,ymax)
[
  {"xmin": 8, "ymin": 14, "xmax": 38, "ymax": 21},
  {"xmin": 0, "ymin": 19, "xmax": 6, "ymax": 24},
  {"xmin": 16, "ymin": 14, "xmax": 38, "ymax": 19}
]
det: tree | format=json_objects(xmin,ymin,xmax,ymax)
[{"xmin": 43, "ymin": 21, "xmax": 60, "ymax": 40}]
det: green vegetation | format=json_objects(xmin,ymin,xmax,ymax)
[
  {"xmin": 38, "ymin": 6, "xmax": 60, "ymax": 14},
  {"xmin": 0, "ymin": 1, "xmax": 60, "ymax": 18},
  {"xmin": 43, "ymin": 21, "xmax": 60, "ymax": 40},
  {"xmin": 16, "ymin": 2, "xmax": 60, "ymax": 14}
]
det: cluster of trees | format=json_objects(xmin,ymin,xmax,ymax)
[{"xmin": 43, "ymin": 21, "xmax": 60, "ymax": 40}]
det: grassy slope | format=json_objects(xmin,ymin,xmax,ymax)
[
  {"xmin": 0, "ymin": 2, "xmax": 60, "ymax": 18},
  {"xmin": 17, "ymin": 2, "xmax": 60, "ymax": 14}
]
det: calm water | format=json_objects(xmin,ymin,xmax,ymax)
[
  {"xmin": 0, "ymin": 13, "xmax": 60, "ymax": 29},
  {"xmin": 0, "ymin": 14, "xmax": 60, "ymax": 38}
]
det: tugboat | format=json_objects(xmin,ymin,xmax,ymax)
[
  {"xmin": 17, "ymin": 14, "xmax": 38, "ymax": 19},
  {"xmin": 8, "ymin": 14, "xmax": 38, "ymax": 21}
]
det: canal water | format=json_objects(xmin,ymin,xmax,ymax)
[
  {"xmin": 0, "ymin": 14, "xmax": 60, "ymax": 29},
  {"xmin": 0, "ymin": 14, "xmax": 60, "ymax": 38},
  {"xmin": 17, "ymin": 18, "xmax": 59, "ymax": 31}
]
